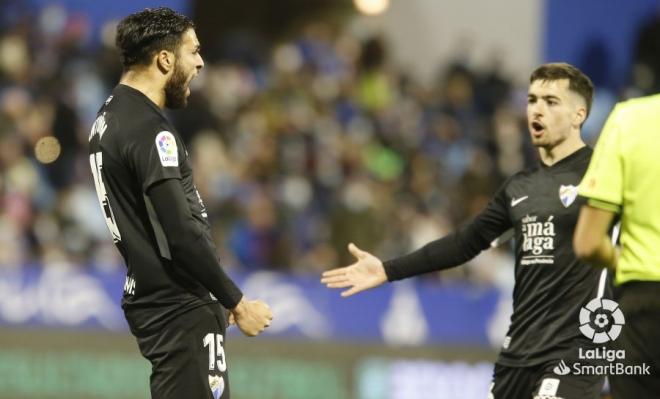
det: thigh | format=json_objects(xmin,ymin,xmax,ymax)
[
  {"xmin": 533, "ymin": 363, "xmax": 603, "ymax": 399},
  {"xmin": 489, "ymin": 364, "xmax": 537, "ymax": 399},
  {"xmin": 136, "ymin": 304, "xmax": 231, "ymax": 399}
]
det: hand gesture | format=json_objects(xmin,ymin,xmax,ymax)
[
  {"xmin": 321, "ymin": 243, "xmax": 387, "ymax": 297},
  {"xmin": 230, "ymin": 298, "xmax": 273, "ymax": 337}
]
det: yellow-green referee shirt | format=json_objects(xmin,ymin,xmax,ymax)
[{"xmin": 579, "ymin": 94, "xmax": 660, "ymax": 284}]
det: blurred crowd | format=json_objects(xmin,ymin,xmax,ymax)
[{"xmin": 3, "ymin": 4, "xmax": 648, "ymax": 284}]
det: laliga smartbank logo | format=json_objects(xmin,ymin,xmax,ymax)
[
  {"xmin": 579, "ymin": 298, "xmax": 624, "ymax": 343},
  {"xmin": 553, "ymin": 298, "xmax": 651, "ymax": 377}
]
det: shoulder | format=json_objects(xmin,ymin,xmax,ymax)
[
  {"xmin": 104, "ymin": 101, "xmax": 174, "ymax": 151},
  {"xmin": 579, "ymin": 146, "xmax": 594, "ymax": 165},
  {"xmin": 506, "ymin": 167, "xmax": 537, "ymax": 186},
  {"xmin": 496, "ymin": 166, "xmax": 547, "ymax": 199},
  {"xmin": 490, "ymin": 170, "xmax": 529, "ymax": 201},
  {"xmin": 110, "ymin": 98, "xmax": 165, "ymax": 134},
  {"xmin": 612, "ymin": 94, "xmax": 660, "ymax": 121},
  {"xmin": 101, "ymin": 87, "xmax": 172, "ymax": 137}
]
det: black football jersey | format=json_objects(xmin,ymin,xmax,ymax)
[
  {"xmin": 486, "ymin": 147, "xmax": 609, "ymax": 366},
  {"xmin": 88, "ymin": 84, "xmax": 234, "ymax": 334},
  {"xmin": 384, "ymin": 146, "xmax": 610, "ymax": 365}
]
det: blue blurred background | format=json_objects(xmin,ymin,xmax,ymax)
[{"xmin": 1, "ymin": 0, "xmax": 659, "ymax": 398}]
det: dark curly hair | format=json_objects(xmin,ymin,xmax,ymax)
[{"xmin": 116, "ymin": 7, "xmax": 195, "ymax": 69}]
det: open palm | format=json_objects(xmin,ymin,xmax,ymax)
[{"xmin": 321, "ymin": 243, "xmax": 387, "ymax": 297}]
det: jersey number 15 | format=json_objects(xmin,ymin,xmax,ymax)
[{"xmin": 204, "ymin": 333, "xmax": 227, "ymax": 372}]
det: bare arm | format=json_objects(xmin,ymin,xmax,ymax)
[{"xmin": 573, "ymin": 205, "xmax": 618, "ymax": 270}]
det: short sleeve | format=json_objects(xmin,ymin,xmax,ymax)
[
  {"xmin": 579, "ymin": 104, "xmax": 624, "ymax": 213},
  {"xmin": 126, "ymin": 126, "xmax": 183, "ymax": 192}
]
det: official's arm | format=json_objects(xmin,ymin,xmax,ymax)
[
  {"xmin": 574, "ymin": 204, "xmax": 618, "ymax": 269},
  {"xmin": 574, "ymin": 104, "xmax": 623, "ymax": 270}
]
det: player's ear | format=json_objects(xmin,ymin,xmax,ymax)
[
  {"xmin": 573, "ymin": 105, "xmax": 587, "ymax": 128},
  {"xmin": 155, "ymin": 50, "xmax": 175, "ymax": 74}
]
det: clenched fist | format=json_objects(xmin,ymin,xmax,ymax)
[{"xmin": 230, "ymin": 298, "xmax": 273, "ymax": 337}]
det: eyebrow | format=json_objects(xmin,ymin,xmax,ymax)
[{"xmin": 527, "ymin": 94, "xmax": 561, "ymax": 101}]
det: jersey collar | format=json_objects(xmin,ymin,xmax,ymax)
[{"xmin": 539, "ymin": 146, "xmax": 592, "ymax": 172}]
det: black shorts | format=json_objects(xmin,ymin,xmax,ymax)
[
  {"xmin": 135, "ymin": 303, "xmax": 231, "ymax": 399},
  {"xmin": 489, "ymin": 361, "xmax": 604, "ymax": 399},
  {"xmin": 609, "ymin": 281, "xmax": 660, "ymax": 398}
]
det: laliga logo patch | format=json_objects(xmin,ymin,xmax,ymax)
[
  {"xmin": 208, "ymin": 374, "xmax": 225, "ymax": 399},
  {"xmin": 559, "ymin": 185, "xmax": 578, "ymax": 208},
  {"xmin": 155, "ymin": 131, "xmax": 178, "ymax": 167},
  {"xmin": 579, "ymin": 298, "xmax": 625, "ymax": 343}
]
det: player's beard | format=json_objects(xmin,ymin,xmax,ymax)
[{"xmin": 164, "ymin": 61, "xmax": 189, "ymax": 109}]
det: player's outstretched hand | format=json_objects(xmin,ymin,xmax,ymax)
[
  {"xmin": 231, "ymin": 298, "xmax": 273, "ymax": 337},
  {"xmin": 321, "ymin": 242, "xmax": 387, "ymax": 297}
]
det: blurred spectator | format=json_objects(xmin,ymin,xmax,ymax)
[
  {"xmin": 229, "ymin": 191, "xmax": 289, "ymax": 271},
  {"xmin": 5, "ymin": 3, "xmax": 622, "ymax": 288}
]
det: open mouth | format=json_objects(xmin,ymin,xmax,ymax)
[{"xmin": 531, "ymin": 121, "xmax": 545, "ymax": 135}]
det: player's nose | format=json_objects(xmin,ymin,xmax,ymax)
[
  {"xmin": 530, "ymin": 103, "xmax": 543, "ymax": 118},
  {"xmin": 196, "ymin": 54, "xmax": 204, "ymax": 71}
]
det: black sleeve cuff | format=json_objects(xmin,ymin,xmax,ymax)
[{"xmin": 383, "ymin": 248, "xmax": 431, "ymax": 281}]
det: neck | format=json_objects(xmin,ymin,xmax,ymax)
[
  {"xmin": 119, "ymin": 69, "xmax": 166, "ymax": 108},
  {"xmin": 538, "ymin": 131, "xmax": 585, "ymax": 166}
]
